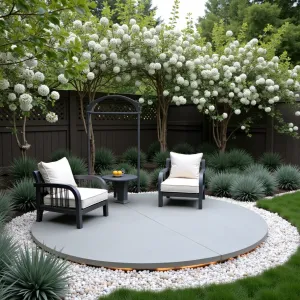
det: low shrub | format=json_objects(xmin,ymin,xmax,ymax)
[
  {"xmin": 11, "ymin": 157, "xmax": 37, "ymax": 181},
  {"xmin": 197, "ymin": 142, "xmax": 217, "ymax": 154},
  {"xmin": 205, "ymin": 167, "xmax": 216, "ymax": 188},
  {"xmin": 113, "ymin": 162, "xmax": 133, "ymax": 174},
  {"xmin": 122, "ymin": 147, "xmax": 146, "ymax": 168},
  {"xmin": 275, "ymin": 165, "xmax": 300, "ymax": 190},
  {"xmin": 252, "ymin": 170, "xmax": 277, "ymax": 196},
  {"xmin": 128, "ymin": 169, "xmax": 150, "ymax": 192},
  {"xmin": 67, "ymin": 156, "xmax": 87, "ymax": 175},
  {"xmin": 153, "ymin": 151, "xmax": 170, "ymax": 168},
  {"xmin": 244, "ymin": 164, "xmax": 269, "ymax": 174},
  {"xmin": 147, "ymin": 141, "xmax": 160, "ymax": 161},
  {"xmin": 50, "ymin": 149, "xmax": 71, "ymax": 161},
  {"xmin": 209, "ymin": 173, "xmax": 236, "ymax": 198},
  {"xmin": 0, "ymin": 191, "xmax": 14, "ymax": 225},
  {"xmin": 230, "ymin": 176, "xmax": 265, "ymax": 202},
  {"xmin": 0, "ymin": 234, "xmax": 17, "ymax": 276},
  {"xmin": 227, "ymin": 149, "xmax": 254, "ymax": 170},
  {"xmin": 11, "ymin": 178, "xmax": 36, "ymax": 212},
  {"xmin": 3, "ymin": 247, "xmax": 69, "ymax": 300},
  {"xmin": 259, "ymin": 152, "xmax": 282, "ymax": 171},
  {"xmin": 150, "ymin": 168, "xmax": 161, "ymax": 189},
  {"xmin": 172, "ymin": 143, "xmax": 195, "ymax": 154},
  {"xmin": 95, "ymin": 148, "xmax": 116, "ymax": 174},
  {"xmin": 206, "ymin": 152, "xmax": 229, "ymax": 172}
]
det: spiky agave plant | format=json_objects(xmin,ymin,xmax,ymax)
[{"xmin": 3, "ymin": 247, "xmax": 69, "ymax": 300}]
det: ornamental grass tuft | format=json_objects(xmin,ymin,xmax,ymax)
[
  {"xmin": 227, "ymin": 149, "xmax": 254, "ymax": 170},
  {"xmin": 206, "ymin": 151, "xmax": 229, "ymax": 172},
  {"xmin": 0, "ymin": 191, "xmax": 14, "ymax": 226},
  {"xmin": 122, "ymin": 147, "xmax": 146, "ymax": 168},
  {"xmin": 150, "ymin": 168, "xmax": 161, "ymax": 189},
  {"xmin": 10, "ymin": 178, "xmax": 36, "ymax": 212},
  {"xmin": 153, "ymin": 151, "xmax": 170, "ymax": 168},
  {"xmin": 209, "ymin": 173, "xmax": 236, "ymax": 198},
  {"xmin": 259, "ymin": 152, "xmax": 282, "ymax": 171},
  {"xmin": 11, "ymin": 157, "xmax": 37, "ymax": 181},
  {"xmin": 113, "ymin": 162, "xmax": 133, "ymax": 174},
  {"xmin": 50, "ymin": 149, "xmax": 71, "ymax": 162},
  {"xmin": 230, "ymin": 176, "xmax": 265, "ymax": 202},
  {"xmin": 146, "ymin": 141, "xmax": 160, "ymax": 161},
  {"xmin": 172, "ymin": 143, "xmax": 195, "ymax": 154},
  {"xmin": 128, "ymin": 169, "xmax": 150, "ymax": 192},
  {"xmin": 3, "ymin": 247, "xmax": 69, "ymax": 300},
  {"xmin": 0, "ymin": 234, "xmax": 17, "ymax": 276},
  {"xmin": 205, "ymin": 167, "xmax": 216, "ymax": 188},
  {"xmin": 95, "ymin": 148, "xmax": 116, "ymax": 174},
  {"xmin": 275, "ymin": 165, "xmax": 300, "ymax": 190},
  {"xmin": 252, "ymin": 169, "xmax": 278, "ymax": 196},
  {"xmin": 244, "ymin": 163, "xmax": 269, "ymax": 174},
  {"xmin": 67, "ymin": 156, "xmax": 87, "ymax": 175}
]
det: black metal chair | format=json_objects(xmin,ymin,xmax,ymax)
[
  {"xmin": 158, "ymin": 158, "xmax": 206, "ymax": 209},
  {"xmin": 33, "ymin": 172, "xmax": 109, "ymax": 229}
]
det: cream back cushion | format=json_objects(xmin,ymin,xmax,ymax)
[
  {"xmin": 38, "ymin": 157, "xmax": 77, "ymax": 187},
  {"xmin": 169, "ymin": 152, "xmax": 203, "ymax": 179}
]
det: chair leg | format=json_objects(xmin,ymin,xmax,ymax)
[
  {"xmin": 203, "ymin": 188, "xmax": 206, "ymax": 200},
  {"xmin": 158, "ymin": 192, "xmax": 163, "ymax": 207},
  {"xmin": 36, "ymin": 210, "xmax": 44, "ymax": 222},
  {"xmin": 76, "ymin": 209, "xmax": 83, "ymax": 229},
  {"xmin": 103, "ymin": 203, "xmax": 109, "ymax": 216},
  {"xmin": 198, "ymin": 188, "xmax": 203, "ymax": 209}
]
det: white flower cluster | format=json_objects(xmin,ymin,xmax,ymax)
[
  {"xmin": 46, "ymin": 112, "xmax": 58, "ymax": 123},
  {"xmin": 38, "ymin": 85, "xmax": 50, "ymax": 96},
  {"xmin": 19, "ymin": 93, "xmax": 33, "ymax": 111}
]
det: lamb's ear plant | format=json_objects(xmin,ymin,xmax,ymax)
[{"xmin": 3, "ymin": 246, "xmax": 69, "ymax": 300}]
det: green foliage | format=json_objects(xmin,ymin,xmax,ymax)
[
  {"xmin": 150, "ymin": 168, "xmax": 161, "ymax": 189},
  {"xmin": 206, "ymin": 152, "xmax": 229, "ymax": 172},
  {"xmin": 227, "ymin": 149, "xmax": 254, "ymax": 170},
  {"xmin": 244, "ymin": 163, "xmax": 269, "ymax": 174},
  {"xmin": 122, "ymin": 147, "xmax": 146, "ymax": 168},
  {"xmin": 0, "ymin": 234, "xmax": 17, "ymax": 276},
  {"xmin": 259, "ymin": 152, "xmax": 282, "ymax": 171},
  {"xmin": 3, "ymin": 247, "xmax": 69, "ymax": 300},
  {"xmin": 230, "ymin": 176, "xmax": 265, "ymax": 201},
  {"xmin": 172, "ymin": 143, "xmax": 195, "ymax": 154},
  {"xmin": 11, "ymin": 157, "xmax": 37, "ymax": 181},
  {"xmin": 252, "ymin": 170, "xmax": 278, "ymax": 196},
  {"xmin": 0, "ymin": 191, "xmax": 14, "ymax": 226},
  {"xmin": 114, "ymin": 162, "xmax": 133, "ymax": 174},
  {"xmin": 11, "ymin": 178, "xmax": 36, "ymax": 212},
  {"xmin": 209, "ymin": 173, "xmax": 236, "ymax": 198},
  {"xmin": 275, "ymin": 165, "xmax": 300, "ymax": 190},
  {"xmin": 205, "ymin": 167, "xmax": 216, "ymax": 188},
  {"xmin": 95, "ymin": 148, "xmax": 116, "ymax": 174},
  {"xmin": 128, "ymin": 169, "xmax": 150, "ymax": 192},
  {"xmin": 67, "ymin": 156, "xmax": 87, "ymax": 175},
  {"xmin": 146, "ymin": 141, "xmax": 160, "ymax": 161},
  {"xmin": 153, "ymin": 151, "xmax": 170, "ymax": 168},
  {"xmin": 197, "ymin": 142, "xmax": 217, "ymax": 155},
  {"xmin": 50, "ymin": 149, "xmax": 71, "ymax": 162}
]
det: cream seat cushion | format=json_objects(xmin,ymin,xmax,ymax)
[
  {"xmin": 161, "ymin": 178, "xmax": 199, "ymax": 193},
  {"xmin": 44, "ymin": 187, "xmax": 108, "ymax": 209},
  {"xmin": 38, "ymin": 157, "xmax": 77, "ymax": 187},
  {"xmin": 169, "ymin": 152, "xmax": 203, "ymax": 179}
]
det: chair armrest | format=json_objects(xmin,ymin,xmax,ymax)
[
  {"xmin": 74, "ymin": 175, "xmax": 108, "ymax": 190},
  {"xmin": 34, "ymin": 183, "xmax": 81, "ymax": 208},
  {"xmin": 158, "ymin": 168, "xmax": 169, "ymax": 190}
]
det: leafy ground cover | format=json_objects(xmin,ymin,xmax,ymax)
[{"xmin": 100, "ymin": 192, "xmax": 300, "ymax": 300}]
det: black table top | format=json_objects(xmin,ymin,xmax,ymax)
[{"xmin": 102, "ymin": 174, "xmax": 138, "ymax": 182}]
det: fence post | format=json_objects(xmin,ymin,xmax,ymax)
[{"xmin": 69, "ymin": 91, "xmax": 78, "ymax": 155}]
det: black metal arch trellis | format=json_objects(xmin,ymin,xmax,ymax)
[{"xmin": 87, "ymin": 95, "xmax": 141, "ymax": 192}]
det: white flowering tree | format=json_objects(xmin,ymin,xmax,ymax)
[
  {"xmin": 128, "ymin": 18, "xmax": 205, "ymax": 151},
  {"xmin": 0, "ymin": 62, "xmax": 60, "ymax": 156},
  {"xmin": 189, "ymin": 23, "xmax": 300, "ymax": 152}
]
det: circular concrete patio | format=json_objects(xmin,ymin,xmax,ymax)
[{"xmin": 31, "ymin": 193, "xmax": 268, "ymax": 270}]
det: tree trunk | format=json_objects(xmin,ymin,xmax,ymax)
[
  {"xmin": 212, "ymin": 119, "xmax": 228, "ymax": 153},
  {"xmin": 157, "ymin": 99, "xmax": 168, "ymax": 152},
  {"xmin": 13, "ymin": 114, "xmax": 31, "ymax": 157}
]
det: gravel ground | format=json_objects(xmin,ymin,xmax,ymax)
[{"xmin": 5, "ymin": 193, "xmax": 300, "ymax": 300}]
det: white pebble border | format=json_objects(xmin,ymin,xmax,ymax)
[{"xmin": 5, "ymin": 192, "xmax": 300, "ymax": 300}]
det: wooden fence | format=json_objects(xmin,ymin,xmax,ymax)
[{"xmin": 0, "ymin": 90, "xmax": 299, "ymax": 167}]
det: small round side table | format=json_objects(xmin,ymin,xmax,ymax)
[{"xmin": 102, "ymin": 174, "xmax": 137, "ymax": 204}]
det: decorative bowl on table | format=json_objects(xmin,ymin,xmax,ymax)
[{"xmin": 112, "ymin": 170, "xmax": 124, "ymax": 177}]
